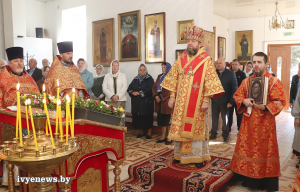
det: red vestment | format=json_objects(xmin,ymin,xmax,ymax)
[
  {"xmin": 45, "ymin": 55, "xmax": 89, "ymax": 98},
  {"xmin": 0, "ymin": 66, "xmax": 40, "ymax": 109},
  {"xmin": 231, "ymin": 72, "xmax": 286, "ymax": 178}
]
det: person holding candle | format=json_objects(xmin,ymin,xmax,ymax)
[
  {"xmin": 0, "ymin": 47, "xmax": 40, "ymax": 109},
  {"xmin": 44, "ymin": 41, "xmax": 89, "ymax": 98}
]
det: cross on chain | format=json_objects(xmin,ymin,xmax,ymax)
[{"xmin": 192, "ymin": 82, "xmax": 200, "ymax": 91}]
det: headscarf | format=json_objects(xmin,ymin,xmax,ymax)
[
  {"xmin": 157, "ymin": 62, "xmax": 172, "ymax": 92},
  {"xmin": 77, "ymin": 59, "xmax": 88, "ymax": 73},
  {"xmin": 266, "ymin": 63, "xmax": 273, "ymax": 74},
  {"xmin": 95, "ymin": 64, "xmax": 105, "ymax": 78},
  {"xmin": 109, "ymin": 60, "xmax": 120, "ymax": 78},
  {"xmin": 244, "ymin": 61, "xmax": 253, "ymax": 77},
  {"xmin": 137, "ymin": 64, "xmax": 148, "ymax": 83}
]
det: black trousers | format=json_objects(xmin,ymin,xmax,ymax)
[
  {"xmin": 226, "ymin": 102, "xmax": 243, "ymax": 132},
  {"xmin": 211, "ymin": 101, "xmax": 229, "ymax": 138}
]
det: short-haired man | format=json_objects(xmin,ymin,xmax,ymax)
[
  {"xmin": 210, "ymin": 58, "xmax": 238, "ymax": 142},
  {"xmin": 231, "ymin": 52, "xmax": 286, "ymax": 191},
  {"xmin": 227, "ymin": 59, "xmax": 246, "ymax": 133},
  {"xmin": 26, "ymin": 58, "xmax": 43, "ymax": 83}
]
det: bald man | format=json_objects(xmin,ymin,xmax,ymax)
[
  {"xmin": 210, "ymin": 58, "xmax": 238, "ymax": 142},
  {"xmin": 42, "ymin": 58, "xmax": 50, "ymax": 67},
  {"xmin": 26, "ymin": 58, "xmax": 43, "ymax": 82}
]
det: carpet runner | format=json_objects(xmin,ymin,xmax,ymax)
[{"xmin": 110, "ymin": 148, "xmax": 233, "ymax": 192}]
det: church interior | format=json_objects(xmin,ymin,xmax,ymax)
[{"xmin": 0, "ymin": 0, "xmax": 300, "ymax": 191}]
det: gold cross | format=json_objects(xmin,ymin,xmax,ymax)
[
  {"xmin": 199, "ymin": 54, "xmax": 206, "ymax": 59},
  {"xmin": 192, "ymin": 82, "xmax": 200, "ymax": 91}
]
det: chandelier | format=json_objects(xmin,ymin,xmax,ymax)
[{"xmin": 269, "ymin": 2, "xmax": 288, "ymax": 30}]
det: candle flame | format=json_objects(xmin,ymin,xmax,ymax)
[
  {"xmin": 66, "ymin": 95, "xmax": 70, "ymax": 102},
  {"xmin": 57, "ymin": 99, "xmax": 61, "ymax": 105},
  {"xmin": 43, "ymin": 84, "xmax": 45, "ymax": 92},
  {"xmin": 27, "ymin": 99, "xmax": 31, "ymax": 105},
  {"xmin": 25, "ymin": 100, "xmax": 27, "ymax": 106},
  {"xmin": 57, "ymin": 79, "xmax": 59, "ymax": 87},
  {"xmin": 17, "ymin": 83, "xmax": 20, "ymax": 90},
  {"xmin": 43, "ymin": 99, "xmax": 46, "ymax": 104},
  {"xmin": 72, "ymin": 88, "xmax": 75, "ymax": 93}
]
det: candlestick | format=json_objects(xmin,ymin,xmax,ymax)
[
  {"xmin": 25, "ymin": 100, "xmax": 30, "ymax": 136},
  {"xmin": 16, "ymin": 83, "xmax": 23, "ymax": 147},
  {"xmin": 65, "ymin": 95, "xmax": 70, "ymax": 145},
  {"xmin": 28, "ymin": 100, "xmax": 38, "ymax": 151},
  {"xmin": 43, "ymin": 99, "xmax": 56, "ymax": 149},
  {"xmin": 72, "ymin": 88, "xmax": 75, "ymax": 138},
  {"xmin": 43, "ymin": 84, "xmax": 48, "ymax": 135},
  {"xmin": 56, "ymin": 79, "xmax": 60, "ymax": 134}
]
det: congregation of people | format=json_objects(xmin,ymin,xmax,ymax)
[{"xmin": 0, "ymin": 25, "xmax": 299, "ymax": 191}]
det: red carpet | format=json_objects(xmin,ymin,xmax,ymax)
[{"xmin": 110, "ymin": 148, "xmax": 233, "ymax": 192}]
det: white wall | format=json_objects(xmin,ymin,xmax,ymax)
[
  {"xmin": 227, "ymin": 14, "xmax": 300, "ymax": 62},
  {"xmin": 45, "ymin": 0, "xmax": 214, "ymax": 110},
  {"xmin": 0, "ymin": 0, "xmax": 5, "ymax": 59},
  {"xmin": 25, "ymin": 0, "xmax": 47, "ymax": 38},
  {"xmin": 213, "ymin": 14, "xmax": 229, "ymax": 61}
]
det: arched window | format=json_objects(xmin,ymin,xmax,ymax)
[{"xmin": 277, "ymin": 56, "xmax": 282, "ymax": 80}]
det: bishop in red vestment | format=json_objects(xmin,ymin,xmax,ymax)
[{"xmin": 231, "ymin": 52, "xmax": 286, "ymax": 191}]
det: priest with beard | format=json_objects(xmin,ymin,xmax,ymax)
[
  {"xmin": 0, "ymin": 47, "xmax": 40, "ymax": 109},
  {"xmin": 45, "ymin": 41, "xmax": 89, "ymax": 98}
]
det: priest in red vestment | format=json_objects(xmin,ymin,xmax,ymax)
[
  {"xmin": 45, "ymin": 41, "xmax": 89, "ymax": 98},
  {"xmin": 161, "ymin": 26, "xmax": 224, "ymax": 168},
  {"xmin": 0, "ymin": 47, "xmax": 40, "ymax": 109},
  {"xmin": 231, "ymin": 52, "xmax": 286, "ymax": 191}
]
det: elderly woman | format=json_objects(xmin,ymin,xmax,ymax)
[
  {"xmin": 92, "ymin": 64, "xmax": 105, "ymax": 101},
  {"xmin": 77, "ymin": 58, "xmax": 94, "ymax": 98},
  {"xmin": 266, "ymin": 63, "xmax": 275, "ymax": 77},
  {"xmin": 152, "ymin": 62, "xmax": 172, "ymax": 144},
  {"xmin": 243, "ymin": 61, "xmax": 253, "ymax": 77},
  {"xmin": 128, "ymin": 64, "xmax": 154, "ymax": 139},
  {"xmin": 36, "ymin": 66, "xmax": 50, "ymax": 93},
  {"xmin": 103, "ymin": 60, "xmax": 128, "ymax": 126}
]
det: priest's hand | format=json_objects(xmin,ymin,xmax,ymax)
[
  {"xmin": 168, "ymin": 97, "xmax": 176, "ymax": 109},
  {"xmin": 201, "ymin": 102, "xmax": 209, "ymax": 112},
  {"xmin": 243, "ymin": 98, "xmax": 254, "ymax": 107},
  {"xmin": 290, "ymin": 103, "xmax": 293, "ymax": 108},
  {"xmin": 295, "ymin": 118, "xmax": 300, "ymax": 127},
  {"xmin": 155, "ymin": 96, "xmax": 161, "ymax": 103},
  {"xmin": 253, "ymin": 102, "xmax": 265, "ymax": 111},
  {"xmin": 227, "ymin": 103, "xmax": 232, "ymax": 108}
]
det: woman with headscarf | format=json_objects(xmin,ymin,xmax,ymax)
[
  {"xmin": 243, "ymin": 61, "xmax": 253, "ymax": 77},
  {"xmin": 77, "ymin": 58, "xmax": 94, "ymax": 98},
  {"xmin": 103, "ymin": 60, "xmax": 128, "ymax": 126},
  {"xmin": 152, "ymin": 62, "xmax": 173, "ymax": 145},
  {"xmin": 291, "ymin": 62, "xmax": 300, "ymax": 167},
  {"xmin": 36, "ymin": 66, "xmax": 50, "ymax": 93},
  {"xmin": 92, "ymin": 64, "xmax": 105, "ymax": 101},
  {"xmin": 266, "ymin": 63, "xmax": 275, "ymax": 77},
  {"xmin": 127, "ymin": 64, "xmax": 154, "ymax": 139}
]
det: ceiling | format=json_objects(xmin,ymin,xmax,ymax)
[{"xmin": 214, "ymin": 0, "xmax": 300, "ymax": 19}]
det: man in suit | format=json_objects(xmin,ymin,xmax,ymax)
[{"xmin": 26, "ymin": 58, "xmax": 43, "ymax": 83}]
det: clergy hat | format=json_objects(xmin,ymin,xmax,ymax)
[
  {"xmin": 57, "ymin": 41, "xmax": 73, "ymax": 54},
  {"xmin": 5, "ymin": 47, "xmax": 23, "ymax": 61},
  {"xmin": 187, "ymin": 26, "xmax": 204, "ymax": 42}
]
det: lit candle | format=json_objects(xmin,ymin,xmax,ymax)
[
  {"xmin": 25, "ymin": 99, "xmax": 30, "ymax": 136},
  {"xmin": 43, "ymin": 84, "xmax": 48, "ymax": 135},
  {"xmin": 56, "ymin": 80, "xmax": 60, "ymax": 134},
  {"xmin": 28, "ymin": 99, "xmax": 38, "ymax": 151},
  {"xmin": 72, "ymin": 88, "xmax": 75, "ymax": 138},
  {"xmin": 16, "ymin": 83, "xmax": 23, "ymax": 146},
  {"xmin": 43, "ymin": 99, "xmax": 55, "ymax": 149},
  {"xmin": 65, "ymin": 95, "xmax": 70, "ymax": 145},
  {"xmin": 57, "ymin": 100, "xmax": 63, "ymax": 141}
]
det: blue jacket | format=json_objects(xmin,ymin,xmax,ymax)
[
  {"xmin": 80, "ymin": 69, "xmax": 94, "ymax": 98},
  {"xmin": 212, "ymin": 68, "xmax": 238, "ymax": 104}
]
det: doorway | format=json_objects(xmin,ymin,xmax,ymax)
[{"xmin": 268, "ymin": 44, "xmax": 300, "ymax": 110}]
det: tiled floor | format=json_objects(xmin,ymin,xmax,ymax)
[
  {"xmin": 0, "ymin": 112, "xmax": 296, "ymax": 191},
  {"xmin": 108, "ymin": 111, "xmax": 298, "ymax": 192}
]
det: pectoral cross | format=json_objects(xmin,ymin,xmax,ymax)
[
  {"xmin": 192, "ymin": 82, "xmax": 200, "ymax": 91},
  {"xmin": 188, "ymin": 66, "xmax": 193, "ymax": 76},
  {"xmin": 182, "ymin": 67, "xmax": 186, "ymax": 76}
]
